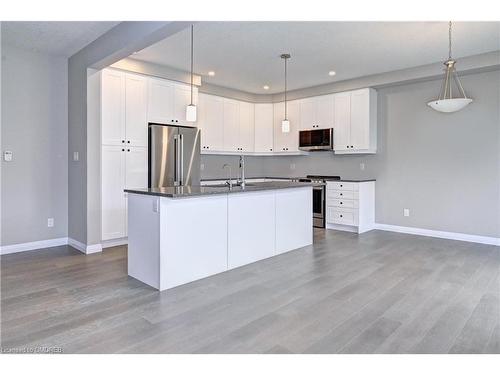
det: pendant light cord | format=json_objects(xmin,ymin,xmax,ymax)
[
  {"xmin": 190, "ymin": 24, "xmax": 194, "ymax": 106},
  {"xmin": 284, "ymin": 56, "xmax": 287, "ymax": 119},
  {"xmin": 448, "ymin": 21, "xmax": 452, "ymax": 60}
]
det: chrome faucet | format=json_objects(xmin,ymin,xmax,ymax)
[
  {"xmin": 238, "ymin": 155, "xmax": 246, "ymax": 188},
  {"xmin": 222, "ymin": 164, "xmax": 233, "ymax": 189}
]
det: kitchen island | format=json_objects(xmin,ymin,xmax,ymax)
[{"xmin": 125, "ymin": 182, "xmax": 314, "ymax": 291}]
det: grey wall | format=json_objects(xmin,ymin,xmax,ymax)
[
  {"xmin": 1, "ymin": 44, "xmax": 68, "ymax": 246},
  {"xmin": 202, "ymin": 70, "xmax": 500, "ymax": 238}
]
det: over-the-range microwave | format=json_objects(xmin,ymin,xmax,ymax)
[{"xmin": 298, "ymin": 128, "xmax": 334, "ymax": 151}]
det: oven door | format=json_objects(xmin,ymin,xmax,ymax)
[{"xmin": 312, "ymin": 186, "xmax": 325, "ymax": 228}]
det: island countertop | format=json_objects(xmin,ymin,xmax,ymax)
[{"xmin": 125, "ymin": 181, "xmax": 317, "ymax": 199}]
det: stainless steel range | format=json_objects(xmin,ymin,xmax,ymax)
[{"xmin": 298, "ymin": 175, "xmax": 341, "ymax": 228}]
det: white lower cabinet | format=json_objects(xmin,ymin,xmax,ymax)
[
  {"xmin": 326, "ymin": 180, "xmax": 375, "ymax": 233},
  {"xmin": 228, "ymin": 191, "xmax": 276, "ymax": 269},
  {"xmin": 102, "ymin": 145, "xmax": 147, "ymax": 241}
]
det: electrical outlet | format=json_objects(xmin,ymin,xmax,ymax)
[
  {"xmin": 3, "ymin": 151, "xmax": 13, "ymax": 162},
  {"xmin": 73, "ymin": 151, "xmax": 79, "ymax": 161},
  {"xmin": 403, "ymin": 209, "xmax": 410, "ymax": 217},
  {"xmin": 360, "ymin": 163, "xmax": 365, "ymax": 171},
  {"xmin": 290, "ymin": 163, "xmax": 296, "ymax": 170},
  {"xmin": 47, "ymin": 218, "xmax": 54, "ymax": 227},
  {"xmin": 200, "ymin": 163, "xmax": 205, "ymax": 171}
]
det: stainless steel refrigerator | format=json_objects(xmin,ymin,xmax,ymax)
[{"xmin": 148, "ymin": 123, "xmax": 201, "ymax": 187}]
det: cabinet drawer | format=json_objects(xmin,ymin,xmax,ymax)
[
  {"xmin": 327, "ymin": 181, "xmax": 359, "ymax": 191},
  {"xmin": 327, "ymin": 207, "xmax": 358, "ymax": 226},
  {"xmin": 327, "ymin": 190, "xmax": 359, "ymax": 200},
  {"xmin": 328, "ymin": 198, "xmax": 358, "ymax": 209}
]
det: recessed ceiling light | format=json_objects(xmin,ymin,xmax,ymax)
[
  {"xmin": 328, "ymin": 71, "xmax": 336, "ymax": 76},
  {"xmin": 263, "ymin": 85, "xmax": 270, "ymax": 90},
  {"xmin": 208, "ymin": 71, "xmax": 215, "ymax": 76}
]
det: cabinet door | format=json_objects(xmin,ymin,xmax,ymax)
[
  {"xmin": 299, "ymin": 98, "xmax": 315, "ymax": 130},
  {"xmin": 333, "ymin": 92, "xmax": 351, "ymax": 151},
  {"xmin": 274, "ymin": 100, "xmax": 300, "ymax": 152},
  {"xmin": 254, "ymin": 103, "xmax": 274, "ymax": 152},
  {"xmin": 223, "ymin": 99, "xmax": 240, "ymax": 152},
  {"xmin": 125, "ymin": 146, "xmax": 148, "ymax": 190},
  {"xmin": 102, "ymin": 145, "xmax": 126, "ymax": 240},
  {"xmin": 148, "ymin": 78, "xmax": 174, "ymax": 124},
  {"xmin": 125, "ymin": 74, "xmax": 148, "ymax": 147},
  {"xmin": 315, "ymin": 94, "xmax": 335, "ymax": 129},
  {"xmin": 101, "ymin": 70, "xmax": 125, "ymax": 146},
  {"xmin": 173, "ymin": 84, "xmax": 198, "ymax": 126},
  {"xmin": 273, "ymin": 102, "xmax": 286, "ymax": 152},
  {"xmin": 198, "ymin": 94, "xmax": 224, "ymax": 151},
  {"xmin": 239, "ymin": 101, "xmax": 255, "ymax": 152},
  {"xmin": 350, "ymin": 89, "xmax": 370, "ymax": 150}
]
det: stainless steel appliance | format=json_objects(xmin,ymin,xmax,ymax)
[
  {"xmin": 148, "ymin": 123, "xmax": 201, "ymax": 188},
  {"xmin": 300, "ymin": 175, "xmax": 340, "ymax": 228},
  {"xmin": 298, "ymin": 128, "xmax": 334, "ymax": 151}
]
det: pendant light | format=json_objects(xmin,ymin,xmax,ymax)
[
  {"xmin": 281, "ymin": 53, "xmax": 291, "ymax": 133},
  {"xmin": 427, "ymin": 22, "xmax": 473, "ymax": 113},
  {"xmin": 186, "ymin": 25, "xmax": 197, "ymax": 122}
]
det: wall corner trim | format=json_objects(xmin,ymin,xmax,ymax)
[{"xmin": 373, "ymin": 223, "xmax": 500, "ymax": 246}]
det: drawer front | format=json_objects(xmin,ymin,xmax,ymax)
[
  {"xmin": 327, "ymin": 181, "xmax": 359, "ymax": 191},
  {"xmin": 329, "ymin": 198, "xmax": 359, "ymax": 209},
  {"xmin": 327, "ymin": 207, "xmax": 358, "ymax": 226},
  {"xmin": 327, "ymin": 190, "xmax": 359, "ymax": 200}
]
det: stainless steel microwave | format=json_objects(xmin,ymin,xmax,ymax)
[{"xmin": 298, "ymin": 128, "xmax": 334, "ymax": 151}]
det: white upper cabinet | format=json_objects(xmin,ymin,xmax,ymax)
[
  {"xmin": 198, "ymin": 94, "xmax": 224, "ymax": 151},
  {"xmin": 148, "ymin": 78, "xmax": 198, "ymax": 125},
  {"xmin": 299, "ymin": 95, "xmax": 334, "ymax": 130},
  {"xmin": 239, "ymin": 101, "xmax": 255, "ymax": 152},
  {"xmin": 102, "ymin": 70, "xmax": 125, "ymax": 146},
  {"xmin": 333, "ymin": 88, "xmax": 377, "ymax": 154},
  {"xmin": 147, "ymin": 78, "xmax": 174, "ymax": 124},
  {"xmin": 223, "ymin": 99, "xmax": 240, "ymax": 152},
  {"xmin": 273, "ymin": 100, "xmax": 300, "ymax": 152},
  {"xmin": 125, "ymin": 74, "xmax": 148, "ymax": 147},
  {"xmin": 254, "ymin": 103, "xmax": 274, "ymax": 153}
]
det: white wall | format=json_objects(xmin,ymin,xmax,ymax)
[{"xmin": 0, "ymin": 44, "xmax": 68, "ymax": 246}]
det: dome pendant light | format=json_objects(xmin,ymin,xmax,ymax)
[
  {"xmin": 186, "ymin": 25, "xmax": 197, "ymax": 122},
  {"xmin": 281, "ymin": 54, "xmax": 291, "ymax": 133},
  {"xmin": 427, "ymin": 22, "xmax": 473, "ymax": 113}
]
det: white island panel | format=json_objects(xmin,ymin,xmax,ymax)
[
  {"xmin": 160, "ymin": 195, "xmax": 228, "ymax": 290},
  {"xmin": 228, "ymin": 190, "xmax": 276, "ymax": 269},
  {"xmin": 275, "ymin": 187, "xmax": 313, "ymax": 254}
]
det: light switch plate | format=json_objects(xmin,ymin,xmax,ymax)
[
  {"xmin": 47, "ymin": 218, "xmax": 54, "ymax": 227},
  {"xmin": 3, "ymin": 151, "xmax": 13, "ymax": 162},
  {"xmin": 290, "ymin": 163, "xmax": 296, "ymax": 170},
  {"xmin": 73, "ymin": 151, "xmax": 79, "ymax": 161}
]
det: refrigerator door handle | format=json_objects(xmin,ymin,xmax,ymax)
[
  {"xmin": 173, "ymin": 134, "xmax": 180, "ymax": 186},
  {"xmin": 178, "ymin": 134, "xmax": 184, "ymax": 186}
]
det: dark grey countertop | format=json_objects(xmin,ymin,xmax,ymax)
[
  {"xmin": 335, "ymin": 179, "xmax": 376, "ymax": 183},
  {"xmin": 125, "ymin": 181, "xmax": 317, "ymax": 199},
  {"xmin": 202, "ymin": 176, "xmax": 376, "ymax": 183}
]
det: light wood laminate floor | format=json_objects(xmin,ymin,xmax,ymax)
[{"xmin": 1, "ymin": 229, "xmax": 499, "ymax": 354}]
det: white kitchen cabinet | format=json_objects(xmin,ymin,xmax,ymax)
[
  {"xmin": 299, "ymin": 95, "xmax": 334, "ymax": 130},
  {"xmin": 254, "ymin": 103, "xmax": 274, "ymax": 153},
  {"xmin": 273, "ymin": 100, "xmax": 300, "ymax": 152},
  {"xmin": 325, "ymin": 180, "xmax": 375, "ymax": 233},
  {"xmin": 223, "ymin": 99, "xmax": 240, "ymax": 152},
  {"xmin": 101, "ymin": 70, "xmax": 125, "ymax": 146},
  {"xmin": 102, "ymin": 145, "xmax": 147, "ymax": 241},
  {"xmin": 238, "ymin": 101, "xmax": 255, "ymax": 152},
  {"xmin": 198, "ymin": 94, "xmax": 224, "ymax": 151},
  {"xmin": 333, "ymin": 88, "xmax": 377, "ymax": 154},
  {"xmin": 125, "ymin": 74, "xmax": 148, "ymax": 147},
  {"xmin": 148, "ymin": 78, "xmax": 198, "ymax": 126},
  {"xmin": 102, "ymin": 145, "xmax": 126, "ymax": 241}
]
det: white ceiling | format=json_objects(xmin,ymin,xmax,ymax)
[
  {"xmin": 1, "ymin": 21, "xmax": 120, "ymax": 57},
  {"xmin": 131, "ymin": 21, "xmax": 500, "ymax": 94}
]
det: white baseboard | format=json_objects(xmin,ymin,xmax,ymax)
[
  {"xmin": 373, "ymin": 223, "xmax": 500, "ymax": 246},
  {"xmin": 102, "ymin": 237, "xmax": 128, "ymax": 249},
  {"xmin": 0, "ymin": 237, "xmax": 69, "ymax": 255},
  {"xmin": 326, "ymin": 223, "xmax": 359, "ymax": 233},
  {"xmin": 68, "ymin": 238, "xmax": 102, "ymax": 254},
  {"xmin": 0, "ymin": 237, "xmax": 104, "ymax": 256}
]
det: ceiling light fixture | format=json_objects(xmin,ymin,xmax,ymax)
[
  {"xmin": 208, "ymin": 71, "xmax": 215, "ymax": 76},
  {"xmin": 263, "ymin": 85, "xmax": 270, "ymax": 90},
  {"xmin": 328, "ymin": 71, "xmax": 336, "ymax": 76},
  {"xmin": 427, "ymin": 21, "xmax": 473, "ymax": 113},
  {"xmin": 186, "ymin": 25, "xmax": 197, "ymax": 122},
  {"xmin": 281, "ymin": 53, "xmax": 291, "ymax": 133}
]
